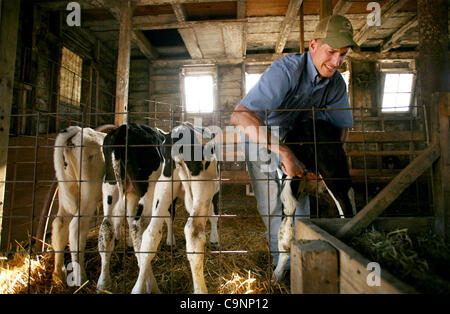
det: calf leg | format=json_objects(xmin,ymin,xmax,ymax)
[
  {"xmin": 208, "ymin": 203, "xmax": 219, "ymax": 246},
  {"xmin": 97, "ymin": 182, "xmax": 120, "ymax": 292},
  {"xmin": 131, "ymin": 179, "xmax": 180, "ymax": 294},
  {"xmin": 68, "ymin": 215, "xmax": 91, "ymax": 286},
  {"xmin": 273, "ymin": 177, "xmax": 298, "ymax": 282},
  {"xmin": 185, "ymin": 210, "xmax": 208, "ymax": 294},
  {"xmin": 51, "ymin": 209, "xmax": 70, "ymax": 284}
]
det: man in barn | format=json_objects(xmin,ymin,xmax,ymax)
[{"xmin": 231, "ymin": 14, "xmax": 358, "ymax": 274}]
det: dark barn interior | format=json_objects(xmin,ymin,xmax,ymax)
[{"xmin": 0, "ymin": 0, "xmax": 448, "ymax": 295}]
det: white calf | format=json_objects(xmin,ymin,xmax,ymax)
[{"xmin": 52, "ymin": 126, "xmax": 106, "ymax": 285}]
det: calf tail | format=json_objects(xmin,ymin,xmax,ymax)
[{"xmin": 54, "ymin": 126, "xmax": 82, "ymax": 212}]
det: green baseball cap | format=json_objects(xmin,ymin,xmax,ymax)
[{"xmin": 313, "ymin": 14, "xmax": 359, "ymax": 50}]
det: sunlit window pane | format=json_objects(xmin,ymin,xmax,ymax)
[
  {"xmin": 398, "ymin": 73, "xmax": 413, "ymax": 92},
  {"xmin": 184, "ymin": 75, "xmax": 214, "ymax": 113},
  {"xmin": 59, "ymin": 47, "xmax": 82, "ymax": 106},
  {"xmin": 382, "ymin": 73, "xmax": 414, "ymax": 113},
  {"xmin": 245, "ymin": 73, "xmax": 262, "ymax": 94},
  {"xmin": 383, "ymin": 74, "xmax": 399, "ymax": 93}
]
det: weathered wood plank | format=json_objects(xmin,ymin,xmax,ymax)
[
  {"xmin": 354, "ymin": 0, "xmax": 410, "ymax": 46},
  {"xmin": 275, "ymin": 0, "xmax": 303, "ymax": 54},
  {"xmin": 310, "ymin": 217, "xmax": 435, "ymax": 236},
  {"xmin": 178, "ymin": 28, "xmax": 203, "ymax": 59},
  {"xmin": 114, "ymin": 0, "xmax": 132, "ymax": 125},
  {"xmin": 333, "ymin": 0, "xmax": 352, "ymax": 15},
  {"xmin": 381, "ymin": 16, "xmax": 418, "ymax": 52},
  {"xmin": 0, "ymin": 0, "xmax": 20, "ymax": 248},
  {"xmin": 296, "ymin": 220, "xmax": 417, "ymax": 294},
  {"xmin": 336, "ymin": 142, "xmax": 441, "ymax": 239},
  {"xmin": 291, "ymin": 240, "xmax": 339, "ymax": 294}
]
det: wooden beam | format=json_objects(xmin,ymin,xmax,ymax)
[
  {"xmin": 319, "ymin": 0, "xmax": 332, "ymax": 19},
  {"xmin": 275, "ymin": 0, "xmax": 303, "ymax": 54},
  {"xmin": 171, "ymin": 3, "xmax": 204, "ymax": 60},
  {"xmin": 336, "ymin": 142, "xmax": 441, "ymax": 240},
  {"xmin": 417, "ymin": 0, "xmax": 449, "ymax": 240},
  {"xmin": 114, "ymin": 0, "xmax": 132, "ymax": 125},
  {"xmin": 131, "ymin": 30, "xmax": 159, "ymax": 60},
  {"xmin": 178, "ymin": 28, "xmax": 203, "ymax": 59},
  {"xmin": 333, "ymin": 0, "xmax": 352, "ymax": 15},
  {"xmin": 237, "ymin": 0, "xmax": 246, "ymax": 19},
  {"xmin": 381, "ymin": 17, "xmax": 418, "ymax": 52},
  {"xmin": 0, "ymin": 0, "xmax": 20, "ymax": 248},
  {"xmin": 84, "ymin": 1, "xmax": 159, "ymax": 60},
  {"xmin": 135, "ymin": 0, "xmax": 235, "ymax": 4},
  {"xmin": 172, "ymin": 3, "xmax": 187, "ymax": 22},
  {"xmin": 296, "ymin": 220, "xmax": 417, "ymax": 293},
  {"xmin": 298, "ymin": 4, "xmax": 305, "ymax": 53},
  {"xmin": 222, "ymin": 23, "xmax": 245, "ymax": 58},
  {"xmin": 348, "ymin": 50, "xmax": 418, "ymax": 61},
  {"xmin": 291, "ymin": 240, "xmax": 339, "ymax": 294},
  {"xmin": 354, "ymin": 0, "xmax": 410, "ymax": 46}
]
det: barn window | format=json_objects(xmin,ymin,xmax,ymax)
[
  {"xmin": 245, "ymin": 73, "xmax": 262, "ymax": 94},
  {"xmin": 58, "ymin": 47, "xmax": 83, "ymax": 106},
  {"xmin": 183, "ymin": 74, "xmax": 214, "ymax": 113},
  {"xmin": 381, "ymin": 73, "xmax": 414, "ymax": 113}
]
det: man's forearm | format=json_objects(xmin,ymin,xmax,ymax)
[{"xmin": 231, "ymin": 104, "xmax": 279, "ymax": 151}]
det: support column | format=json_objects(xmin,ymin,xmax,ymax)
[
  {"xmin": 0, "ymin": 0, "xmax": 20, "ymax": 248},
  {"xmin": 114, "ymin": 0, "xmax": 133, "ymax": 126},
  {"xmin": 417, "ymin": 0, "xmax": 449, "ymax": 240}
]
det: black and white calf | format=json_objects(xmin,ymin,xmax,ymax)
[
  {"xmin": 273, "ymin": 119, "xmax": 357, "ymax": 281},
  {"xmin": 52, "ymin": 126, "xmax": 106, "ymax": 285},
  {"xmin": 97, "ymin": 123, "xmax": 167, "ymax": 292},
  {"xmin": 97, "ymin": 123, "xmax": 219, "ymax": 293},
  {"xmin": 131, "ymin": 122, "xmax": 220, "ymax": 294}
]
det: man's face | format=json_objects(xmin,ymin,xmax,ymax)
[{"xmin": 309, "ymin": 39, "xmax": 349, "ymax": 78}]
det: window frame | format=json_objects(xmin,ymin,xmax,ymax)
[
  {"xmin": 180, "ymin": 66, "xmax": 217, "ymax": 115},
  {"xmin": 58, "ymin": 46, "xmax": 83, "ymax": 107},
  {"xmin": 379, "ymin": 69, "xmax": 416, "ymax": 115}
]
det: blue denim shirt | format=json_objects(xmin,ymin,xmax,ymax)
[{"xmin": 238, "ymin": 52, "xmax": 353, "ymax": 139}]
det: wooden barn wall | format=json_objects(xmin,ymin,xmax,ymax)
[
  {"xmin": 1, "ymin": 5, "xmax": 116, "ymax": 250},
  {"xmin": 128, "ymin": 59, "xmax": 150, "ymax": 126},
  {"xmin": 10, "ymin": 5, "xmax": 116, "ymax": 136}
]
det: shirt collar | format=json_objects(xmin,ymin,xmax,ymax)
[{"xmin": 306, "ymin": 51, "xmax": 330, "ymax": 87}]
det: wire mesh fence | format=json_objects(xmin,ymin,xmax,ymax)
[{"xmin": 0, "ymin": 99, "xmax": 434, "ymax": 294}]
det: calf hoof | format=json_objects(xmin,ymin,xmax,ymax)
[
  {"xmin": 165, "ymin": 234, "xmax": 176, "ymax": 247},
  {"xmin": 96, "ymin": 276, "xmax": 112, "ymax": 293},
  {"xmin": 52, "ymin": 268, "xmax": 67, "ymax": 285},
  {"xmin": 272, "ymin": 268, "xmax": 284, "ymax": 282}
]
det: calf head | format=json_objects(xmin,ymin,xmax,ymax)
[{"xmin": 284, "ymin": 119, "xmax": 356, "ymax": 218}]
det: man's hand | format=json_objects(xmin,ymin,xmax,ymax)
[{"xmin": 279, "ymin": 144, "xmax": 305, "ymax": 177}]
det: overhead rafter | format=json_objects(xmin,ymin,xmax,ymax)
[
  {"xmin": 135, "ymin": 0, "xmax": 235, "ymax": 4},
  {"xmin": 107, "ymin": 2, "xmax": 159, "ymax": 60},
  {"xmin": 237, "ymin": 0, "xmax": 246, "ymax": 19},
  {"xmin": 38, "ymin": 0, "xmax": 159, "ymax": 59},
  {"xmin": 354, "ymin": 0, "xmax": 410, "ymax": 46},
  {"xmin": 171, "ymin": 2, "xmax": 203, "ymax": 59},
  {"xmin": 333, "ymin": 0, "xmax": 352, "ymax": 15},
  {"xmin": 275, "ymin": 0, "xmax": 304, "ymax": 54},
  {"xmin": 381, "ymin": 16, "xmax": 418, "ymax": 52}
]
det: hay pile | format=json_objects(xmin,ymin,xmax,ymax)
[
  {"xmin": 349, "ymin": 226, "xmax": 450, "ymax": 294},
  {"xmin": 1, "ymin": 190, "xmax": 290, "ymax": 294}
]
